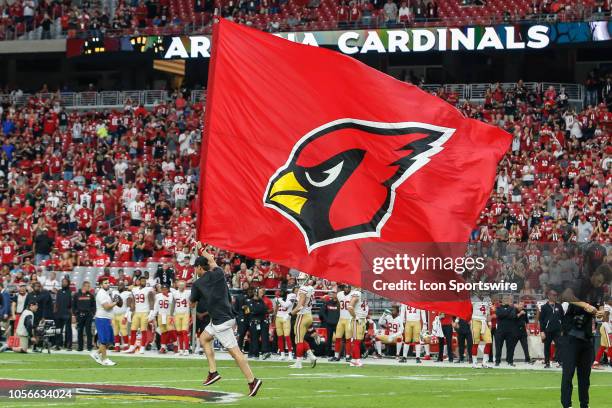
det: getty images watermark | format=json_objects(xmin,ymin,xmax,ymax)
[
  {"xmin": 360, "ymin": 242, "xmax": 527, "ymax": 305},
  {"xmin": 370, "ymin": 252, "xmax": 518, "ymax": 293}
]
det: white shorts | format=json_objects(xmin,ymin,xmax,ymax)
[{"xmin": 204, "ymin": 319, "xmax": 238, "ymax": 349}]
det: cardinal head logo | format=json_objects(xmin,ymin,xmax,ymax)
[{"xmin": 263, "ymin": 119, "xmax": 455, "ymax": 252}]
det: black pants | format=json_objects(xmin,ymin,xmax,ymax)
[
  {"xmin": 54, "ymin": 317, "xmax": 72, "ymax": 348},
  {"xmin": 76, "ymin": 314, "xmax": 93, "ymax": 350},
  {"xmin": 516, "ymin": 333, "xmax": 530, "ymax": 361},
  {"xmin": 248, "ymin": 319, "xmax": 270, "ymax": 357},
  {"xmin": 325, "ymin": 323, "xmax": 336, "ymax": 356},
  {"xmin": 457, "ymin": 330, "xmax": 473, "ymax": 362},
  {"xmin": 437, "ymin": 324, "xmax": 454, "ymax": 362},
  {"xmin": 544, "ymin": 330, "xmax": 561, "ymax": 365},
  {"xmin": 560, "ymin": 335, "xmax": 593, "ymax": 408},
  {"xmin": 495, "ymin": 330, "xmax": 516, "ymax": 364},
  {"xmin": 489, "ymin": 327, "xmax": 496, "ymax": 362},
  {"xmin": 236, "ymin": 316, "xmax": 248, "ymax": 351}
]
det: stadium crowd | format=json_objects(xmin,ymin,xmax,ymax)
[
  {"xmin": 0, "ymin": 71, "xmax": 610, "ymax": 363},
  {"xmin": 0, "ymin": 0, "xmax": 611, "ymax": 40}
]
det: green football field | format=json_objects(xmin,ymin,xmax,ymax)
[{"xmin": 1, "ymin": 353, "xmax": 611, "ymax": 407}]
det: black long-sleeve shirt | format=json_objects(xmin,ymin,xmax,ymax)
[
  {"xmin": 246, "ymin": 298, "xmax": 267, "ymax": 321},
  {"xmin": 54, "ymin": 287, "xmax": 72, "ymax": 319},
  {"xmin": 25, "ymin": 290, "xmax": 53, "ymax": 321},
  {"xmin": 319, "ymin": 299, "xmax": 340, "ymax": 326},
  {"xmin": 539, "ymin": 302, "xmax": 563, "ymax": 333},
  {"xmin": 495, "ymin": 304, "xmax": 518, "ymax": 333},
  {"xmin": 72, "ymin": 290, "xmax": 96, "ymax": 315}
]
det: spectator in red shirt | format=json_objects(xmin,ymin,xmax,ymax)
[{"xmin": 96, "ymin": 267, "xmax": 117, "ymax": 285}]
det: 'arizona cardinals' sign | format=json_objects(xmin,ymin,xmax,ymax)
[
  {"xmin": 263, "ymin": 119, "xmax": 455, "ymax": 252},
  {"xmin": 197, "ymin": 19, "xmax": 511, "ymax": 319}
]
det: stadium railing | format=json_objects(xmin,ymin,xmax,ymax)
[
  {"xmin": 426, "ymin": 82, "xmax": 584, "ymax": 106},
  {"xmin": 0, "ymin": 82, "xmax": 584, "ymax": 110}
]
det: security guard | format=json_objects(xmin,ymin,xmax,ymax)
[
  {"xmin": 72, "ymin": 281, "xmax": 96, "ymax": 351},
  {"xmin": 559, "ymin": 266, "xmax": 608, "ymax": 408}
]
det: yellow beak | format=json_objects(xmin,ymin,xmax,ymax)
[{"xmin": 268, "ymin": 171, "xmax": 308, "ymax": 215}]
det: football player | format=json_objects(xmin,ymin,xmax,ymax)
[
  {"xmin": 471, "ymin": 292, "xmax": 493, "ymax": 368},
  {"xmin": 374, "ymin": 305, "xmax": 404, "ymax": 360},
  {"xmin": 399, "ymin": 304, "xmax": 427, "ymax": 363},
  {"xmin": 273, "ymin": 290, "xmax": 296, "ymax": 360},
  {"xmin": 111, "ymin": 280, "xmax": 132, "ymax": 351},
  {"xmin": 593, "ymin": 296, "xmax": 611, "ymax": 369},
  {"xmin": 126, "ymin": 276, "xmax": 155, "ymax": 354},
  {"xmin": 419, "ymin": 329, "xmax": 433, "ymax": 360},
  {"xmin": 150, "ymin": 284, "xmax": 175, "ymax": 353},
  {"xmin": 348, "ymin": 286, "xmax": 368, "ymax": 367},
  {"xmin": 332, "ymin": 285, "xmax": 354, "ymax": 362},
  {"xmin": 289, "ymin": 279, "xmax": 317, "ymax": 369},
  {"xmin": 171, "ymin": 280, "xmax": 192, "ymax": 356}
]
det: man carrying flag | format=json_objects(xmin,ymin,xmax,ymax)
[{"xmin": 189, "ymin": 244, "xmax": 263, "ymax": 397}]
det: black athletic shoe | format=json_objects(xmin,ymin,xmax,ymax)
[
  {"xmin": 248, "ymin": 378, "xmax": 263, "ymax": 397},
  {"xmin": 495, "ymin": 362, "xmax": 500, "ymax": 367},
  {"xmin": 544, "ymin": 364, "xmax": 551, "ymax": 368},
  {"xmin": 398, "ymin": 357, "xmax": 407, "ymax": 363},
  {"xmin": 203, "ymin": 371, "xmax": 222, "ymax": 386},
  {"xmin": 262, "ymin": 353, "xmax": 271, "ymax": 360},
  {"xmin": 328, "ymin": 357, "xmax": 340, "ymax": 362},
  {"xmin": 416, "ymin": 357, "xmax": 422, "ymax": 364}
]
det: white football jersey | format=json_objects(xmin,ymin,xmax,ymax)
[
  {"xmin": 605, "ymin": 304, "xmax": 612, "ymax": 324},
  {"xmin": 337, "ymin": 291, "xmax": 354, "ymax": 319},
  {"xmin": 132, "ymin": 286, "xmax": 153, "ymax": 313},
  {"xmin": 381, "ymin": 314, "xmax": 403, "ymax": 335},
  {"xmin": 401, "ymin": 304, "xmax": 425, "ymax": 322},
  {"xmin": 471, "ymin": 297, "xmax": 491, "ymax": 321},
  {"xmin": 171, "ymin": 289, "xmax": 191, "ymax": 314},
  {"xmin": 112, "ymin": 290, "xmax": 132, "ymax": 315},
  {"xmin": 154, "ymin": 292, "xmax": 174, "ymax": 316},
  {"xmin": 275, "ymin": 297, "xmax": 293, "ymax": 319},
  {"xmin": 352, "ymin": 290, "xmax": 369, "ymax": 319},
  {"xmin": 297, "ymin": 285, "xmax": 315, "ymax": 315}
]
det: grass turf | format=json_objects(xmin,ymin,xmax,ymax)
[{"xmin": 0, "ymin": 353, "xmax": 611, "ymax": 407}]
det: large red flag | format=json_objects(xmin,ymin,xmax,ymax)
[{"xmin": 198, "ymin": 19, "xmax": 511, "ymax": 319}]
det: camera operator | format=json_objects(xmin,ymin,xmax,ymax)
[
  {"xmin": 73, "ymin": 281, "xmax": 96, "ymax": 351},
  {"xmin": 245, "ymin": 288, "xmax": 271, "ymax": 359},
  {"xmin": 539, "ymin": 290, "xmax": 563, "ymax": 368},
  {"xmin": 12, "ymin": 284, "xmax": 28, "ymax": 334},
  {"xmin": 54, "ymin": 277, "xmax": 73, "ymax": 350},
  {"xmin": 13, "ymin": 301, "xmax": 39, "ymax": 353},
  {"xmin": 559, "ymin": 265, "xmax": 610, "ymax": 408}
]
